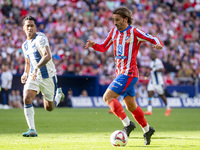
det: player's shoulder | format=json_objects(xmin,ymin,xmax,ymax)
[
  {"xmin": 35, "ymin": 32, "xmax": 47, "ymax": 39},
  {"xmin": 155, "ymin": 58, "xmax": 162, "ymax": 63},
  {"xmin": 134, "ymin": 27, "xmax": 145, "ymax": 34}
]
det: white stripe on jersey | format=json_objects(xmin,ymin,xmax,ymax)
[
  {"xmin": 136, "ymin": 28, "xmax": 161, "ymax": 44},
  {"xmin": 121, "ymin": 31, "xmax": 127, "ymax": 73}
]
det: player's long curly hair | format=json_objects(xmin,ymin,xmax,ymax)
[{"xmin": 113, "ymin": 6, "xmax": 133, "ymax": 25}]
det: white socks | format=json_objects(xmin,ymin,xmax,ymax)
[
  {"xmin": 166, "ymin": 103, "xmax": 170, "ymax": 110},
  {"xmin": 24, "ymin": 104, "xmax": 35, "ymax": 130},
  {"xmin": 147, "ymin": 105, "xmax": 152, "ymax": 112},
  {"xmin": 142, "ymin": 123, "xmax": 150, "ymax": 133},
  {"xmin": 122, "ymin": 116, "xmax": 131, "ymax": 127},
  {"xmin": 54, "ymin": 91, "xmax": 62, "ymax": 107}
]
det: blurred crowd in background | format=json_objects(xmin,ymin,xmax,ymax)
[{"xmin": 0, "ymin": 0, "xmax": 200, "ymax": 87}]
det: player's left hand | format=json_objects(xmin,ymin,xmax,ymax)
[
  {"xmin": 85, "ymin": 40, "xmax": 95, "ymax": 48},
  {"xmin": 152, "ymin": 44, "xmax": 163, "ymax": 49},
  {"xmin": 32, "ymin": 68, "xmax": 38, "ymax": 81}
]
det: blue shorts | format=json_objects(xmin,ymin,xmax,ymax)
[{"xmin": 108, "ymin": 74, "xmax": 138, "ymax": 98}]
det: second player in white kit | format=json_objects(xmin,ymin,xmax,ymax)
[
  {"xmin": 21, "ymin": 16, "xmax": 65, "ymax": 137},
  {"xmin": 145, "ymin": 51, "xmax": 171, "ymax": 116}
]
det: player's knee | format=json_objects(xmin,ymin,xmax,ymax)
[
  {"xmin": 126, "ymin": 105, "xmax": 137, "ymax": 112},
  {"xmin": 45, "ymin": 106, "xmax": 54, "ymax": 112},
  {"xmin": 103, "ymin": 94, "xmax": 108, "ymax": 103},
  {"xmin": 103, "ymin": 94, "xmax": 112, "ymax": 104},
  {"xmin": 23, "ymin": 95, "xmax": 33, "ymax": 104}
]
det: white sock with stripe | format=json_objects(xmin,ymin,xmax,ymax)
[
  {"xmin": 142, "ymin": 123, "xmax": 150, "ymax": 133},
  {"xmin": 54, "ymin": 91, "xmax": 62, "ymax": 107},
  {"xmin": 122, "ymin": 116, "xmax": 131, "ymax": 127},
  {"xmin": 24, "ymin": 104, "xmax": 35, "ymax": 130}
]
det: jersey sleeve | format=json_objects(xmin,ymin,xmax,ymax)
[
  {"xmin": 37, "ymin": 35, "xmax": 50, "ymax": 50},
  {"xmin": 134, "ymin": 28, "xmax": 164, "ymax": 46},
  {"xmin": 92, "ymin": 28, "xmax": 114, "ymax": 52},
  {"xmin": 156, "ymin": 59, "xmax": 164, "ymax": 69}
]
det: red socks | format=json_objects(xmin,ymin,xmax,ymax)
[
  {"xmin": 131, "ymin": 106, "xmax": 147, "ymax": 127},
  {"xmin": 108, "ymin": 99, "xmax": 147, "ymax": 128},
  {"xmin": 108, "ymin": 99, "xmax": 127, "ymax": 120}
]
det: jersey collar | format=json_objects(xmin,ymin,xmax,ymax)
[{"xmin": 119, "ymin": 25, "xmax": 131, "ymax": 33}]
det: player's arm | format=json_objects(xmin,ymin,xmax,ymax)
[
  {"xmin": 134, "ymin": 28, "xmax": 163, "ymax": 49},
  {"xmin": 36, "ymin": 46, "xmax": 51, "ymax": 68},
  {"xmin": 32, "ymin": 46, "xmax": 51, "ymax": 81},
  {"xmin": 85, "ymin": 28, "xmax": 114, "ymax": 52},
  {"xmin": 151, "ymin": 68, "xmax": 164, "ymax": 72},
  {"xmin": 21, "ymin": 58, "xmax": 30, "ymax": 84}
]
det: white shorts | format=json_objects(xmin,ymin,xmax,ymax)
[
  {"xmin": 24, "ymin": 76, "xmax": 57, "ymax": 101},
  {"xmin": 147, "ymin": 83, "xmax": 164, "ymax": 95}
]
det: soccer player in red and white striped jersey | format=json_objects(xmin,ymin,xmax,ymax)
[{"xmin": 85, "ymin": 6, "xmax": 163, "ymax": 145}]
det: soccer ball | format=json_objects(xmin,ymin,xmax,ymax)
[{"xmin": 110, "ymin": 130, "xmax": 128, "ymax": 147}]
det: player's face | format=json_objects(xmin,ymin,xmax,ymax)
[
  {"xmin": 150, "ymin": 53, "xmax": 157, "ymax": 60},
  {"xmin": 23, "ymin": 20, "xmax": 36, "ymax": 40},
  {"xmin": 112, "ymin": 14, "xmax": 128, "ymax": 31}
]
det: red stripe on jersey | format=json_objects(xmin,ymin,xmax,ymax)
[{"xmin": 113, "ymin": 30, "xmax": 119, "ymax": 74}]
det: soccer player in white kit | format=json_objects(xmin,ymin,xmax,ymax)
[
  {"xmin": 144, "ymin": 51, "xmax": 171, "ymax": 116},
  {"xmin": 21, "ymin": 16, "xmax": 65, "ymax": 137}
]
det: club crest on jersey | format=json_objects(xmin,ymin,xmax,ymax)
[
  {"xmin": 117, "ymin": 45, "xmax": 123, "ymax": 55},
  {"xmin": 24, "ymin": 42, "xmax": 28, "ymax": 51},
  {"xmin": 126, "ymin": 36, "xmax": 130, "ymax": 41}
]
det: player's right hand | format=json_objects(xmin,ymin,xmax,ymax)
[
  {"xmin": 21, "ymin": 72, "xmax": 28, "ymax": 84},
  {"xmin": 85, "ymin": 40, "xmax": 95, "ymax": 48}
]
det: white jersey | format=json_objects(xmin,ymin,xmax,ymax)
[
  {"xmin": 149, "ymin": 58, "xmax": 164, "ymax": 85},
  {"xmin": 22, "ymin": 32, "xmax": 56, "ymax": 79}
]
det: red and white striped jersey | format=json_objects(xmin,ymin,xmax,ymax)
[{"xmin": 92, "ymin": 25, "xmax": 164, "ymax": 77}]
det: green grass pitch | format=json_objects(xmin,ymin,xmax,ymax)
[{"xmin": 0, "ymin": 108, "xmax": 200, "ymax": 150}]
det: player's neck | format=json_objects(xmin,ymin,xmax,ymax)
[
  {"xmin": 119, "ymin": 24, "xmax": 130, "ymax": 32},
  {"xmin": 27, "ymin": 33, "xmax": 36, "ymax": 40}
]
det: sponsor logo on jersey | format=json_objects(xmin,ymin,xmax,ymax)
[{"xmin": 115, "ymin": 56, "xmax": 127, "ymax": 59}]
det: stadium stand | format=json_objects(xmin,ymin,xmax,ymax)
[{"xmin": 0, "ymin": 0, "xmax": 200, "ymax": 100}]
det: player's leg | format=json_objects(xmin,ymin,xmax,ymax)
[
  {"xmin": 144, "ymin": 91, "xmax": 154, "ymax": 115},
  {"xmin": 23, "ymin": 89, "xmax": 38, "ymax": 137},
  {"xmin": 104, "ymin": 75, "xmax": 134, "ymax": 129},
  {"xmin": 22, "ymin": 78, "xmax": 40, "ymax": 137},
  {"xmin": 157, "ymin": 84, "xmax": 171, "ymax": 116},
  {"xmin": 103, "ymin": 88, "xmax": 130, "ymax": 125},
  {"xmin": 124, "ymin": 96, "xmax": 155, "ymax": 145},
  {"xmin": 159, "ymin": 94, "xmax": 171, "ymax": 116},
  {"xmin": 41, "ymin": 76, "xmax": 64, "ymax": 111},
  {"xmin": 145, "ymin": 83, "xmax": 154, "ymax": 115}
]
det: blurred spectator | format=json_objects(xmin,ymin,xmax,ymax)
[
  {"xmin": 0, "ymin": 0, "xmax": 200, "ymax": 87},
  {"xmin": 8, "ymin": 89, "xmax": 22, "ymax": 108},
  {"xmin": 58, "ymin": 89, "xmax": 73, "ymax": 107},
  {"xmin": 79, "ymin": 89, "xmax": 88, "ymax": 97},
  {"xmin": 0, "ymin": 63, "xmax": 13, "ymax": 106}
]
